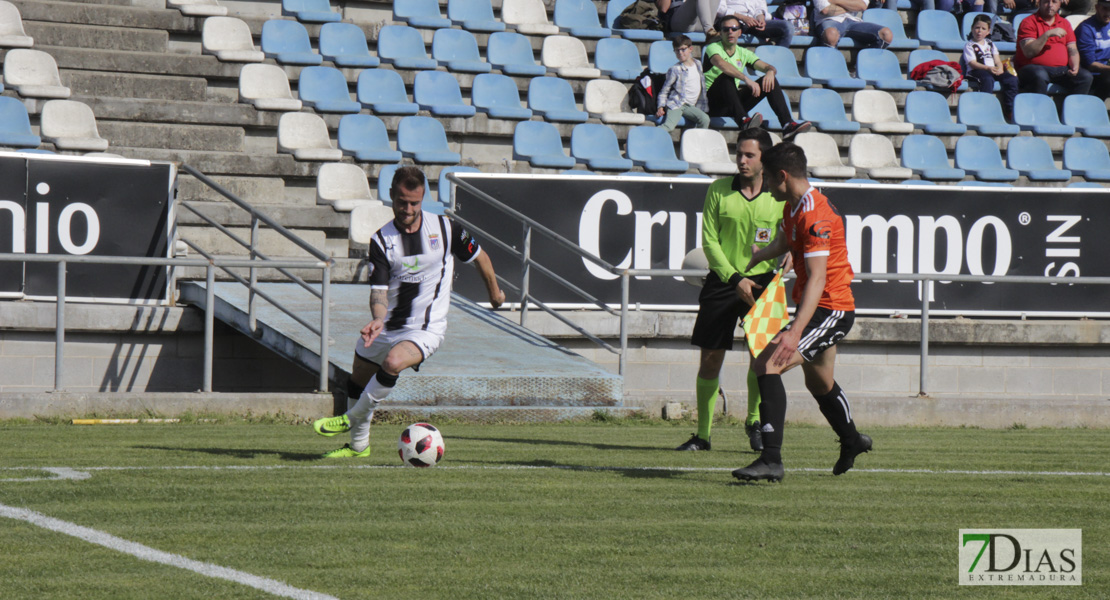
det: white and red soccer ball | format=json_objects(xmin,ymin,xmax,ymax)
[{"xmin": 397, "ymin": 423, "xmax": 445, "ymax": 467}]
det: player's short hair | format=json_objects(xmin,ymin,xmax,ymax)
[
  {"xmin": 762, "ymin": 142, "xmax": 808, "ymax": 178},
  {"xmin": 391, "ymin": 166, "xmax": 426, "ymax": 196},
  {"xmin": 736, "ymin": 127, "xmax": 773, "ymax": 157},
  {"xmin": 672, "ymin": 35, "xmax": 692, "ymax": 50}
]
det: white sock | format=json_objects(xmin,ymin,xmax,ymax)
[{"xmin": 347, "ymin": 373, "xmax": 396, "ymax": 452}]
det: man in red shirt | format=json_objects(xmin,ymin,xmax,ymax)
[
  {"xmin": 1015, "ymin": 0, "xmax": 1093, "ymax": 95},
  {"xmin": 732, "ymin": 142, "xmax": 871, "ymax": 483}
]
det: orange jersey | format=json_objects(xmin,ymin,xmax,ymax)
[{"xmin": 781, "ymin": 187, "xmax": 855, "ymax": 311}]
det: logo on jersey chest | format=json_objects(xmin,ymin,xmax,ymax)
[{"xmin": 755, "ymin": 227, "xmax": 773, "ymax": 244}]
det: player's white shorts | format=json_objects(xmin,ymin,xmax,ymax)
[{"xmin": 353, "ymin": 327, "xmax": 443, "ymax": 369}]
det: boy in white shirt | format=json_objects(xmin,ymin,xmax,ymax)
[{"xmin": 656, "ymin": 35, "xmax": 711, "ymax": 132}]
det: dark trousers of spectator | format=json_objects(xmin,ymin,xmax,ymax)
[
  {"xmin": 1017, "ymin": 64, "xmax": 1093, "ymax": 96},
  {"xmin": 967, "ymin": 68, "xmax": 1019, "ymax": 120},
  {"xmin": 1091, "ymin": 74, "xmax": 1110, "ymax": 100},
  {"xmin": 706, "ymin": 74, "xmax": 792, "ymax": 126},
  {"xmin": 742, "ymin": 20, "xmax": 794, "ymax": 48}
]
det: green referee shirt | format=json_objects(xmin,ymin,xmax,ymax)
[
  {"xmin": 703, "ymin": 41, "xmax": 759, "ymax": 91},
  {"xmin": 701, "ymin": 175, "xmax": 783, "ymax": 285}
]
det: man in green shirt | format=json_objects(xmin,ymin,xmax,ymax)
[
  {"xmin": 678, "ymin": 127, "xmax": 789, "ymax": 452},
  {"xmin": 704, "ymin": 14, "xmax": 811, "ymax": 138}
]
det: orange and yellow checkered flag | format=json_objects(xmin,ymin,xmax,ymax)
[{"xmin": 742, "ymin": 272, "xmax": 790, "ymax": 359}]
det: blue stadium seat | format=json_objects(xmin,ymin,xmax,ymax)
[
  {"xmin": 513, "ymin": 121, "xmax": 576, "ymax": 168},
  {"xmin": 904, "ymin": 90, "xmax": 967, "ymax": 134},
  {"xmin": 438, "ymin": 165, "xmax": 481, "ymax": 206},
  {"xmin": 282, "ymin": 0, "xmax": 341, "ymax": 23},
  {"xmin": 954, "ymin": 137, "xmax": 1019, "ymax": 181},
  {"xmin": 595, "ymin": 38, "xmax": 643, "ymax": 82},
  {"xmin": 297, "ymin": 66, "xmax": 360, "ymax": 113},
  {"xmin": 961, "ymin": 12, "xmax": 1016, "ymax": 53},
  {"xmin": 1067, "ymin": 181, "xmax": 1105, "ymax": 188},
  {"xmin": 606, "ymin": 0, "xmax": 665, "ymax": 41},
  {"xmin": 908, "ymin": 48, "xmax": 970, "ymax": 92},
  {"xmin": 625, "ymin": 126, "xmax": 689, "ymax": 173},
  {"xmin": 377, "ymin": 163, "xmax": 434, "ymax": 206},
  {"xmin": 900, "ymin": 134, "xmax": 966, "ymax": 181},
  {"xmin": 432, "ymin": 29, "xmax": 491, "ymax": 74},
  {"xmin": 1063, "ymin": 137, "xmax": 1110, "ymax": 181},
  {"xmin": 1012, "ymin": 93, "xmax": 1075, "ymax": 136},
  {"xmin": 393, "ymin": 0, "xmax": 452, "ymax": 28},
  {"xmin": 750, "ymin": 96, "xmax": 783, "ymax": 130},
  {"xmin": 337, "ymin": 114, "xmax": 402, "ymax": 163},
  {"xmin": 862, "ymin": 9, "xmax": 919, "ymax": 50},
  {"xmin": 397, "ymin": 116, "xmax": 461, "ymax": 164},
  {"xmin": 486, "ymin": 32, "xmax": 547, "ymax": 77},
  {"xmin": 261, "ymin": 20, "xmax": 322, "ymax": 65},
  {"xmin": 916, "ymin": 10, "xmax": 966, "ymax": 52},
  {"xmin": 571, "ymin": 123, "xmax": 634, "ymax": 170},
  {"xmin": 447, "ymin": 0, "xmax": 506, "ymax": 32},
  {"xmin": 958, "ymin": 92, "xmax": 1021, "ymax": 135},
  {"xmin": 472, "ymin": 73, "xmax": 533, "ymax": 120},
  {"xmin": 554, "ymin": 0, "xmax": 613, "ymax": 39},
  {"xmin": 856, "ymin": 48, "xmax": 916, "ymax": 91},
  {"xmin": 648, "ymin": 40, "xmax": 676, "ymax": 75},
  {"xmin": 356, "ymin": 69, "xmax": 419, "ymax": 115},
  {"xmin": 377, "ymin": 25, "xmax": 438, "ymax": 70},
  {"xmin": 0, "ymin": 96, "xmax": 42, "ymax": 148},
  {"xmin": 755, "ymin": 45, "xmax": 812, "ymax": 88},
  {"xmin": 804, "ymin": 47, "xmax": 865, "ymax": 90},
  {"xmin": 957, "ymin": 180, "xmax": 1013, "ymax": 187},
  {"xmin": 413, "ymin": 70, "xmax": 476, "ymax": 117},
  {"xmin": 900, "ymin": 179, "xmax": 938, "ymax": 185},
  {"xmin": 1061, "ymin": 94, "xmax": 1110, "ymax": 138},
  {"xmin": 1006, "ymin": 137, "xmax": 1071, "ymax": 181},
  {"xmin": 528, "ymin": 77, "xmax": 589, "ymax": 122},
  {"xmin": 318, "ymin": 23, "xmax": 380, "ymax": 68},
  {"xmin": 799, "ymin": 88, "xmax": 860, "ymax": 133}
]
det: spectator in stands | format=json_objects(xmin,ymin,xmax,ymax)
[
  {"xmin": 1015, "ymin": 0, "xmax": 1092, "ymax": 95},
  {"xmin": 1000, "ymin": 0, "xmax": 1040, "ymax": 16},
  {"xmin": 1075, "ymin": 0, "xmax": 1110, "ymax": 98},
  {"xmin": 704, "ymin": 14, "xmax": 813, "ymax": 137},
  {"xmin": 964, "ymin": 14, "xmax": 1020, "ymax": 121},
  {"xmin": 656, "ymin": 35, "xmax": 712, "ymax": 131},
  {"xmin": 959, "ymin": 0, "xmax": 999, "ymax": 14},
  {"xmin": 868, "ymin": 0, "xmax": 898, "ymax": 8},
  {"xmin": 911, "ymin": 0, "xmax": 955, "ymax": 12},
  {"xmin": 813, "ymin": 0, "xmax": 894, "ymax": 48},
  {"xmin": 657, "ymin": 0, "xmax": 723, "ymax": 36},
  {"xmin": 716, "ymin": 0, "xmax": 794, "ymax": 47}
]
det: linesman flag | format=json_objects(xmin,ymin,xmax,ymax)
[{"xmin": 742, "ymin": 272, "xmax": 789, "ymax": 358}]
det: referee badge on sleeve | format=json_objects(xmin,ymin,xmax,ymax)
[{"xmin": 755, "ymin": 228, "xmax": 772, "ymax": 244}]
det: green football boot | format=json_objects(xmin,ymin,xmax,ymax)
[
  {"xmin": 322, "ymin": 443, "xmax": 370, "ymax": 458},
  {"xmin": 313, "ymin": 414, "xmax": 350, "ymax": 437}
]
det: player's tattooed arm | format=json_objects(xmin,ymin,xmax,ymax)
[{"xmin": 370, "ymin": 288, "xmax": 388, "ymax": 321}]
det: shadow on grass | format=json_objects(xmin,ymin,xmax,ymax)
[
  {"xmin": 133, "ymin": 445, "xmax": 321, "ymax": 462},
  {"xmin": 449, "ymin": 434, "xmax": 662, "ymax": 452},
  {"xmin": 466, "ymin": 458, "xmax": 693, "ymax": 479}
]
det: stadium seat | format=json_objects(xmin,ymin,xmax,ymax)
[
  {"xmin": 1006, "ymin": 137, "xmax": 1071, "ymax": 181},
  {"xmin": 1067, "ymin": 181, "xmax": 1105, "ymax": 188},
  {"xmin": 680, "ymin": 129, "xmax": 737, "ymax": 175},
  {"xmin": 166, "ymin": 0, "xmax": 227, "ymax": 17},
  {"xmin": 1063, "ymin": 137, "xmax": 1110, "ymax": 181},
  {"xmin": 438, "ymin": 165, "xmax": 481, "ymax": 206},
  {"xmin": 376, "ymin": 164, "xmax": 434, "ymax": 206},
  {"xmin": 0, "ymin": 96, "xmax": 41, "ymax": 149},
  {"xmin": 261, "ymin": 20, "xmax": 322, "ymax": 66},
  {"xmin": 852, "ymin": 90, "xmax": 914, "ymax": 134},
  {"xmin": 431, "ymin": 29, "xmax": 491, "ymax": 74},
  {"xmin": 3, "ymin": 49, "xmax": 71, "ymax": 99},
  {"xmin": 377, "ymin": 25, "xmax": 438, "ymax": 70},
  {"xmin": 862, "ymin": 9, "xmax": 919, "ymax": 50},
  {"xmin": 904, "ymin": 90, "xmax": 966, "ymax": 135},
  {"xmin": 528, "ymin": 77, "xmax": 589, "ymax": 122},
  {"xmin": 957, "ymin": 92, "xmax": 1021, "ymax": 135},
  {"xmin": 1012, "ymin": 93, "xmax": 1075, "ymax": 136},
  {"xmin": 954, "ymin": 136, "xmax": 1019, "ymax": 181},
  {"xmin": 804, "ymin": 47, "xmax": 865, "ymax": 90},
  {"xmin": 595, "ymin": 38, "xmax": 644, "ymax": 82},
  {"xmin": 472, "ymin": 73, "xmax": 533, "ymax": 121},
  {"xmin": 793, "ymin": 132, "xmax": 856, "ymax": 178},
  {"xmin": 900, "ymin": 134, "xmax": 966, "ymax": 181},
  {"xmin": 202, "ymin": 16, "xmax": 264, "ymax": 63},
  {"xmin": 40, "ymin": 100, "xmax": 109, "ymax": 152},
  {"xmin": 584, "ymin": 80, "xmax": 646, "ymax": 125},
  {"xmin": 316, "ymin": 163, "xmax": 376, "ymax": 211},
  {"xmin": 297, "ymin": 66, "xmax": 360, "ymax": 113},
  {"xmin": 961, "ymin": 12, "xmax": 1016, "ymax": 53},
  {"xmin": 554, "ymin": 0, "xmax": 612, "ymax": 38},
  {"xmin": 916, "ymin": 10, "xmax": 966, "ymax": 51},
  {"xmin": 542, "ymin": 36, "xmax": 602, "ymax": 79},
  {"xmin": 849, "ymin": 134, "xmax": 912, "ymax": 180},
  {"xmin": 799, "ymin": 88, "xmax": 861, "ymax": 133},
  {"xmin": 318, "ymin": 22, "xmax": 380, "ymax": 68},
  {"xmin": 571, "ymin": 123, "xmax": 634, "ymax": 171},
  {"xmin": 908, "ymin": 49, "xmax": 970, "ymax": 92},
  {"xmin": 414, "ymin": 71, "xmax": 476, "ymax": 117},
  {"xmin": 607, "ymin": 0, "xmax": 665, "ymax": 41},
  {"xmin": 357, "ymin": 69, "xmax": 419, "ymax": 115},
  {"xmin": 337, "ymin": 114, "xmax": 402, "ymax": 163},
  {"xmin": 447, "ymin": 0, "xmax": 505, "ymax": 32},
  {"xmin": 502, "ymin": 0, "xmax": 561, "ymax": 35},
  {"xmin": 513, "ymin": 121, "xmax": 576, "ymax": 169},
  {"xmin": 397, "ymin": 116, "xmax": 461, "ymax": 164},
  {"xmin": 0, "ymin": 1, "xmax": 32, "ymax": 47},
  {"xmin": 393, "ymin": 0, "xmax": 451, "ymax": 28},
  {"xmin": 282, "ymin": 0, "xmax": 339, "ymax": 22},
  {"xmin": 626, "ymin": 126, "xmax": 689, "ymax": 173},
  {"xmin": 648, "ymin": 40, "xmax": 676, "ymax": 75},
  {"xmin": 1061, "ymin": 95, "xmax": 1110, "ymax": 138},
  {"xmin": 855, "ymin": 48, "xmax": 916, "ymax": 91},
  {"xmin": 741, "ymin": 96, "xmax": 783, "ymax": 131},
  {"xmin": 754, "ymin": 45, "xmax": 813, "ymax": 88},
  {"xmin": 277, "ymin": 112, "xmax": 342, "ymax": 161},
  {"xmin": 487, "ymin": 32, "xmax": 547, "ymax": 77},
  {"xmin": 238, "ymin": 64, "xmax": 302, "ymax": 111},
  {"xmin": 349, "ymin": 202, "xmax": 397, "ymax": 250}
]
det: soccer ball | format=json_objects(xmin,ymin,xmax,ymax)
[{"xmin": 398, "ymin": 423, "xmax": 445, "ymax": 467}]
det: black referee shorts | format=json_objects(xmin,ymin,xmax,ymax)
[{"xmin": 690, "ymin": 271, "xmax": 777, "ymax": 351}]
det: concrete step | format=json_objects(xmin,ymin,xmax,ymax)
[
  {"xmin": 12, "ymin": 0, "xmax": 198, "ymax": 33},
  {"xmin": 23, "ymin": 21, "xmax": 168, "ymax": 53},
  {"xmin": 176, "ymin": 201, "xmax": 350, "ymax": 231},
  {"xmin": 98, "ymin": 121, "xmax": 245, "ymax": 152},
  {"xmin": 77, "ymin": 95, "xmax": 277, "ymax": 128},
  {"xmin": 174, "ymin": 257, "xmax": 369, "ymax": 285},
  {"xmin": 29, "ymin": 45, "xmax": 241, "ymax": 80},
  {"xmin": 177, "ymin": 225, "xmax": 330, "ymax": 258},
  {"xmin": 62, "ymin": 69, "xmax": 209, "ymax": 101},
  {"xmin": 108, "ymin": 147, "xmax": 314, "ymax": 177},
  {"xmin": 176, "ymin": 174, "xmax": 289, "ymax": 205}
]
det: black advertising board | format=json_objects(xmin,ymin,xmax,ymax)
[
  {"xmin": 452, "ymin": 174, "xmax": 1109, "ymax": 317},
  {"xmin": 0, "ymin": 153, "xmax": 174, "ymax": 302}
]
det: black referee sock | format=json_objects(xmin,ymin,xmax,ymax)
[
  {"xmin": 815, "ymin": 382, "xmax": 858, "ymax": 441},
  {"xmin": 757, "ymin": 374, "xmax": 787, "ymax": 464}
]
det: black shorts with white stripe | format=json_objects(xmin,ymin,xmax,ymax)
[{"xmin": 782, "ymin": 307, "xmax": 855, "ymax": 362}]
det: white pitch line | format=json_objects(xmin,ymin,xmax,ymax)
[{"xmin": 0, "ymin": 502, "xmax": 339, "ymax": 600}]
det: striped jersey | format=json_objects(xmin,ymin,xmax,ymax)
[
  {"xmin": 781, "ymin": 187, "xmax": 855, "ymax": 311},
  {"xmin": 368, "ymin": 212, "xmax": 481, "ymax": 335}
]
